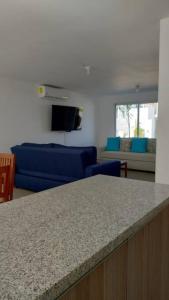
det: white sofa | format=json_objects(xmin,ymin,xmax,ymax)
[{"xmin": 99, "ymin": 138, "xmax": 156, "ymax": 172}]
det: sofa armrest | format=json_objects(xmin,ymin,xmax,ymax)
[{"xmin": 85, "ymin": 161, "xmax": 121, "ymax": 178}]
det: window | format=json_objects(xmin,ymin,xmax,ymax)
[{"xmin": 116, "ymin": 103, "xmax": 158, "ymax": 138}]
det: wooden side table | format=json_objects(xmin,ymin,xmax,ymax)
[{"xmin": 120, "ymin": 160, "xmax": 128, "ymax": 177}]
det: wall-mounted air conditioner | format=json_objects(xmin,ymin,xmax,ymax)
[{"xmin": 37, "ymin": 85, "xmax": 70, "ymax": 100}]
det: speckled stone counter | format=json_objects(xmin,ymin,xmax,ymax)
[{"xmin": 1, "ymin": 175, "xmax": 169, "ymax": 300}]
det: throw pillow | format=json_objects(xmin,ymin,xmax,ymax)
[
  {"xmin": 131, "ymin": 138, "xmax": 148, "ymax": 153},
  {"xmin": 147, "ymin": 139, "xmax": 156, "ymax": 153},
  {"xmin": 106, "ymin": 137, "xmax": 120, "ymax": 151},
  {"xmin": 120, "ymin": 138, "xmax": 131, "ymax": 152}
]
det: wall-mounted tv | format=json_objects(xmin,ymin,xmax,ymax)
[{"xmin": 51, "ymin": 105, "xmax": 82, "ymax": 132}]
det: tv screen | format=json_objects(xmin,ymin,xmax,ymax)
[{"xmin": 51, "ymin": 105, "xmax": 82, "ymax": 132}]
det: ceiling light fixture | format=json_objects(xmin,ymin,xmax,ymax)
[
  {"xmin": 83, "ymin": 65, "xmax": 91, "ymax": 76},
  {"xmin": 135, "ymin": 84, "xmax": 140, "ymax": 93}
]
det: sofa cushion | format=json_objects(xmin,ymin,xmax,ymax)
[
  {"xmin": 106, "ymin": 137, "xmax": 120, "ymax": 151},
  {"xmin": 52, "ymin": 144, "xmax": 97, "ymax": 165},
  {"xmin": 131, "ymin": 138, "xmax": 148, "ymax": 153},
  {"xmin": 147, "ymin": 139, "xmax": 156, "ymax": 153},
  {"xmin": 120, "ymin": 138, "xmax": 131, "ymax": 152},
  {"xmin": 21, "ymin": 142, "xmax": 97, "ymax": 164},
  {"xmin": 101, "ymin": 151, "xmax": 155, "ymax": 162}
]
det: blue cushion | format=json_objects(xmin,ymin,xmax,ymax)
[
  {"xmin": 131, "ymin": 138, "xmax": 148, "ymax": 153},
  {"xmin": 52, "ymin": 145, "xmax": 97, "ymax": 165},
  {"xmin": 106, "ymin": 137, "xmax": 120, "ymax": 151}
]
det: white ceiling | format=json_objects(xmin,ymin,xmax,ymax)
[{"xmin": 0, "ymin": 0, "xmax": 168, "ymax": 94}]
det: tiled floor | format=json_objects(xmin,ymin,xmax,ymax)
[
  {"xmin": 13, "ymin": 188, "xmax": 34, "ymax": 199},
  {"xmin": 121, "ymin": 169, "xmax": 155, "ymax": 182},
  {"xmin": 13, "ymin": 170, "xmax": 155, "ymax": 200}
]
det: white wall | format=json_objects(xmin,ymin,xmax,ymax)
[
  {"xmin": 0, "ymin": 76, "xmax": 159, "ymax": 155},
  {"xmin": 156, "ymin": 17, "xmax": 169, "ymax": 184},
  {"xmin": 95, "ymin": 90, "xmax": 158, "ymax": 147},
  {"xmin": 0, "ymin": 78, "xmax": 96, "ymax": 152}
]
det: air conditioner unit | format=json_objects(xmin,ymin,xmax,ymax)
[{"xmin": 37, "ymin": 85, "xmax": 70, "ymax": 100}]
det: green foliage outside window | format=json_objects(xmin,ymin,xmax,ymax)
[{"xmin": 134, "ymin": 127, "xmax": 145, "ymax": 137}]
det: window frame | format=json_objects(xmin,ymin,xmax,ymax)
[{"xmin": 115, "ymin": 101, "xmax": 158, "ymax": 138}]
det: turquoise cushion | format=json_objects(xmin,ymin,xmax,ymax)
[
  {"xmin": 106, "ymin": 137, "xmax": 120, "ymax": 151},
  {"xmin": 131, "ymin": 138, "xmax": 148, "ymax": 153}
]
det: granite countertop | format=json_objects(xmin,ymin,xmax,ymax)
[{"xmin": 1, "ymin": 175, "xmax": 169, "ymax": 300}]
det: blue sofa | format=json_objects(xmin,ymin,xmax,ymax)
[{"xmin": 11, "ymin": 143, "xmax": 120, "ymax": 192}]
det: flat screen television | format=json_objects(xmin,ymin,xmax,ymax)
[{"xmin": 51, "ymin": 105, "xmax": 82, "ymax": 132}]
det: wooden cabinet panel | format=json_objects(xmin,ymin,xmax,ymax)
[
  {"xmin": 147, "ymin": 214, "xmax": 162, "ymax": 300},
  {"xmin": 161, "ymin": 207, "xmax": 169, "ymax": 300},
  {"xmin": 127, "ymin": 228, "xmax": 148, "ymax": 300},
  {"xmin": 60, "ymin": 205, "xmax": 169, "ymax": 300},
  {"xmin": 60, "ymin": 264, "xmax": 104, "ymax": 300},
  {"xmin": 89, "ymin": 264, "xmax": 104, "ymax": 300},
  {"xmin": 104, "ymin": 243, "xmax": 127, "ymax": 300}
]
